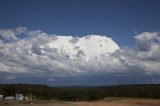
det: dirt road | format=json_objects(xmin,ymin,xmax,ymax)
[{"xmin": 2, "ymin": 98, "xmax": 160, "ymax": 106}]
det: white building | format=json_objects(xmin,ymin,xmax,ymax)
[
  {"xmin": 15, "ymin": 94, "xmax": 24, "ymax": 101},
  {"xmin": 5, "ymin": 96, "xmax": 14, "ymax": 100}
]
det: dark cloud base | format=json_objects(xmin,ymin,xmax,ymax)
[{"xmin": 0, "ymin": 72, "xmax": 160, "ymax": 86}]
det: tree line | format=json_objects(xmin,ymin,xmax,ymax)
[{"xmin": 0, "ymin": 84, "xmax": 160, "ymax": 101}]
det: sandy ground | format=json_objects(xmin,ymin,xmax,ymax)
[{"xmin": 1, "ymin": 98, "xmax": 160, "ymax": 106}]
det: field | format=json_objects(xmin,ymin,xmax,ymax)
[{"xmin": 1, "ymin": 98, "xmax": 160, "ymax": 106}]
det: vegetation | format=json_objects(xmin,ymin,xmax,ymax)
[{"xmin": 0, "ymin": 84, "xmax": 160, "ymax": 101}]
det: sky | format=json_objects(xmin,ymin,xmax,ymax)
[
  {"xmin": 0, "ymin": 0, "xmax": 160, "ymax": 47},
  {"xmin": 0, "ymin": 0, "xmax": 160, "ymax": 86}
]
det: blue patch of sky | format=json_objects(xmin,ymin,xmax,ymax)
[{"xmin": 0, "ymin": 0, "xmax": 160, "ymax": 47}]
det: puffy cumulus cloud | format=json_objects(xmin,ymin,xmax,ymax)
[
  {"xmin": 0, "ymin": 27, "xmax": 160, "ymax": 85},
  {"xmin": 0, "ymin": 29, "xmax": 17, "ymax": 41},
  {"xmin": 113, "ymin": 32, "xmax": 160, "ymax": 76},
  {"xmin": 0, "ymin": 26, "xmax": 43, "ymax": 42},
  {"xmin": 134, "ymin": 32, "xmax": 160, "ymax": 61},
  {"xmin": 135, "ymin": 32, "xmax": 160, "ymax": 51}
]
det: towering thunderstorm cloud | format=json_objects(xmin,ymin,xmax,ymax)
[{"xmin": 0, "ymin": 27, "xmax": 160, "ymax": 85}]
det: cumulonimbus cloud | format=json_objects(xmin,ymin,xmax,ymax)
[{"xmin": 0, "ymin": 27, "xmax": 159, "ymax": 85}]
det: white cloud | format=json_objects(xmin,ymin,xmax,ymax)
[
  {"xmin": 0, "ymin": 27, "xmax": 160, "ymax": 85},
  {"xmin": 15, "ymin": 26, "xmax": 28, "ymax": 35},
  {"xmin": 135, "ymin": 32, "xmax": 160, "ymax": 51},
  {"xmin": 134, "ymin": 32, "xmax": 160, "ymax": 61},
  {"xmin": 0, "ymin": 29, "xmax": 17, "ymax": 41},
  {"xmin": 27, "ymin": 30, "xmax": 42, "ymax": 36},
  {"xmin": 0, "ymin": 26, "xmax": 44, "ymax": 42}
]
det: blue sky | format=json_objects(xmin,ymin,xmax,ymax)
[{"xmin": 0, "ymin": 0, "xmax": 160, "ymax": 47}]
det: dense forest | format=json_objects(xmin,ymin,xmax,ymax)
[{"xmin": 0, "ymin": 84, "xmax": 160, "ymax": 101}]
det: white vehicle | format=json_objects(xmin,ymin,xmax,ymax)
[{"xmin": 15, "ymin": 94, "xmax": 24, "ymax": 101}]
